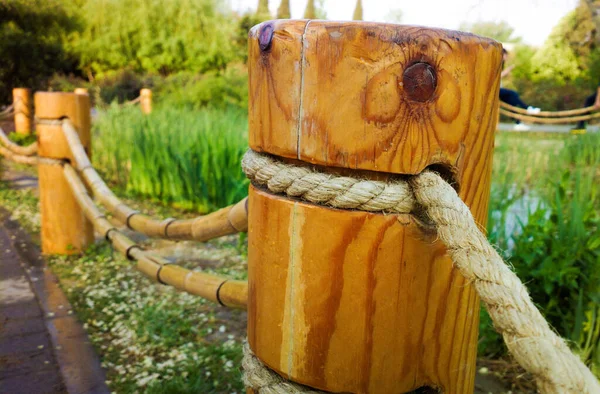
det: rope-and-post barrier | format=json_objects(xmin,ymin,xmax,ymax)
[
  {"xmin": 35, "ymin": 92, "xmax": 93, "ymax": 254},
  {"xmin": 244, "ymin": 21, "xmax": 501, "ymax": 393},
  {"xmin": 13, "ymin": 88, "xmax": 33, "ymax": 134},
  {"xmin": 140, "ymin": 88, "xmax": 152, "ymax": 114}
]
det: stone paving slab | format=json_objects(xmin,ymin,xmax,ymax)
[{"xmin": 0, "ymin": 206, "xmax": 109, "ymax": 394}]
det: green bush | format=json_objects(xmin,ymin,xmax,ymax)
[{"xmin": 155, "ymin": 66, "xmax": 248, "ymax": 111}]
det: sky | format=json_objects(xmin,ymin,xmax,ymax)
[{"xmin": 230, "ymin": 0, "xmax": 579, "ymax": 46}]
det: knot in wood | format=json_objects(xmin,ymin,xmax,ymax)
[
  {"xmin": 258, "ymin": 22, "xmax": 274, "ymax": 52},
  {"xmin": 402, "ymin": 62, "xmax": 436, "ymax": 102}
]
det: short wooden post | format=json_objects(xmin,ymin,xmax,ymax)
[
  {"xmin": 35, "ymin": 92, "xmax": 94, "ymax": 254},
  {"xmin": 140, "ymin": 88, "xmax": 152, "ymax": 114},
  {"xmin": 246, "ymin": 21, "xmax": 502, "ymax": 393},
  {"xmin": 13, "ymin": 88, "xmax": 33, "ymax": 135},
  {"xmin": 74, "ymin": 88, "xmax": 89, "ymax": 95}
]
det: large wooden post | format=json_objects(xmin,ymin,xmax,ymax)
[
  {"xmin": 35, "ymin": 92, "xmax": 93, "ymax": 254},
  {"xmin": 246, "ymin": 21, "xmax": 502, "ymax": 393},
  {"xmin": 13, "ymin": 88, "xmax": 33, "ymax": 135},
  {"xmin": 140, "ymin": 88, "xmax": 152, "ymax": 114}
]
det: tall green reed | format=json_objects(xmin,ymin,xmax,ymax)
[{"xmin": 93, "ymin": 104, "xmax": 249, "ymax": 213}]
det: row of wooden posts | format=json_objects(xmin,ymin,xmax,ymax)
[
  {"xmin": 7, "ymin": 87, "xmax": 153, "ymax": 135},
  {"xmin": 6, "ymin": 20, "xmax": 506, "ymax": 393}
]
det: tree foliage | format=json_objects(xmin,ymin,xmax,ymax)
[
  {"xmin": 277, "ymin": 0, "xmax": 291, "ymax": 19},
  {"xmin": 304, "ymin": 0, "xmax": 316, "ymax": 19},
  {"xmin": 71, "ymin": 0, "xmax": 239, "ymax": 76},
  {"xmin": 352, "ymin": 0, "xmax": 363, "ymax": 21},
  {"xmin": 256, "ymin": 0, "xmax": 270, "ymax": 19},
  {"xmin": 459, "ymin": 20, "xmax": 521, "ymax": 43},
  {"xmin": 530, "ymin": 2, "xmax": 596, "ymax": 85},
  {"xmin": 0, "ymin": 0, "xmax": 80, "ymax": 102}
]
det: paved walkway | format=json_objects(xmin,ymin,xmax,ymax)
[{"xmin": 0, "ymin": 206, "xmax": 108, "ymax": 394}]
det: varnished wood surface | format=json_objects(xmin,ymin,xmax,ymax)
[
  {"xmin": 246, "ymin": 20, "xmax": 500, "ymax": 393},
  {"xmin": 13, "ymin": 88, "xmax": 32, "ymax": 135},
  {"xmin": 39, "ymin": 164, "xmax": 94, "ymax": 254},
  {"xmin": 248, "ymin": 20, "xmax": 502, "ymax": 186},
  {"xmin": 248, "ymin": 187, "xmax": 480, "ymax": 393},
  {"xmin": 35, "ymin": 92, "xmax": 92, "ymax": 161},
  {"xmin": 35, "ymin": 92, "xmax": 93, "ymax": 254}
]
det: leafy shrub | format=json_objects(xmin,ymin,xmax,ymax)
[{"xmin": 155, "ymin": 66, "xmax": 248, "ymax": 111}]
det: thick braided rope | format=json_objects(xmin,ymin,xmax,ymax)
[
  {"xmin": 241, "ymin": 149, "xmax": 600, "ymax": 394},
  {"xmin": 241, "ymin": 150, "xmax": 415, "ymax": 214},
  {"xmin": 242, "ymin": 344, "xmax": 325, "ymax": 393}
]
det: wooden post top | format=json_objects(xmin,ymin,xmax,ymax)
[
  {"xmin": 35, "ymin": 92, "xmax": 91, "ymax": 160},
  {"xmin": 248, "ymin": 20, "xmax": 503, "ymax": 177},
  {"xmin": 13, "ymin": 88, "xmax": 31, "ymax": 95},
  {"xmin": 35, "ymin": 92, "xmax": 90, "ymax": 132}
]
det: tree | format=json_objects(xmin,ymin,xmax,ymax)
[
  {"xmin": 530, "ymin": 2, "xmax": 596, "ymax": 85},
  {"xmin": 352, "ymin": 0, "xmax": 363, "ymax": 21},
  {"xmin": 458, "ymin": 20, "xmax": 521, "ymax": 43},
  {"xmin": 72, "ymin": 0, "xmax": 239, "ymax": 76},
  {"xmin": 0, "ymin": 0, "xmax": 81, "ymax": 103},
  {"xmin": 277, "ymin": 0, "xmax": 290, "ymax": 19},
  {"xmin": 257, "ymin": 0, "xmax": 270, "ymax": 16},
  {"xmin": 304, "ymin": 0, "xmax": 316, "ymax": 19}
]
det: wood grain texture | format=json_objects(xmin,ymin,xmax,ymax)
[
  {"xmin": 13, "ymin": 88, "xmax": 32, "ymax": 135},
  {"xmin": 35, "ymin": 92, "xmax": 93, "ymax": 254},
  {"xmin": 247, "ymin": 20, "xmax": 500, "ymax": 393},
  {"xmin": 248, "ymin": 20, "xmax": 502, "ymax": 181}
]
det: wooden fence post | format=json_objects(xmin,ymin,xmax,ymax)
[
  {"xmin": 74, "ymin": 88, "xmax": 89, "ymax": 95},
  {"xmin": 140, "ymin": 88, "xmax": 152, "ymax": 114},
  {"xmin": 35, "ymin": 92, "xmax": 93, "ymax": 254},
  {"xmin": 13, "ymin": 88, "xmax": 33, "ymax": 135},
  {"xmin": 246, "ymin": 21, "xmax": 502, "ymax": 393}
]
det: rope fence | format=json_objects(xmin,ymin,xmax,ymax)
[
  {"xmin": 499, "ymin": 101, "xmax": 600, "ymax": 125},
  {"xmin": 0, "ymin": 104, "xmax": 14, "ymax": 120},
  {"xmin": 62, "ymin": 119, "xmax": 247, "ymax": 241},
  {"xmin": 62, "ymin": 163, "xmax": 247, "ymax": 308},
  {"xmin": 0, "ymin": 81, "xmax": 598, "ymax": 392}
]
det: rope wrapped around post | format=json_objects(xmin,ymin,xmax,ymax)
[{"xmin": 241, "ymin": 149, "xmax": 600, "ymax": 394}]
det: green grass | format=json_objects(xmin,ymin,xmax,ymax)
[
  {"xmin": 49, "ymin": 242, "xmax": 247, "ymax": 393},
  {"xmin": 93, "ymin": 105, "xmax": 249, "ymax": 213}
]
